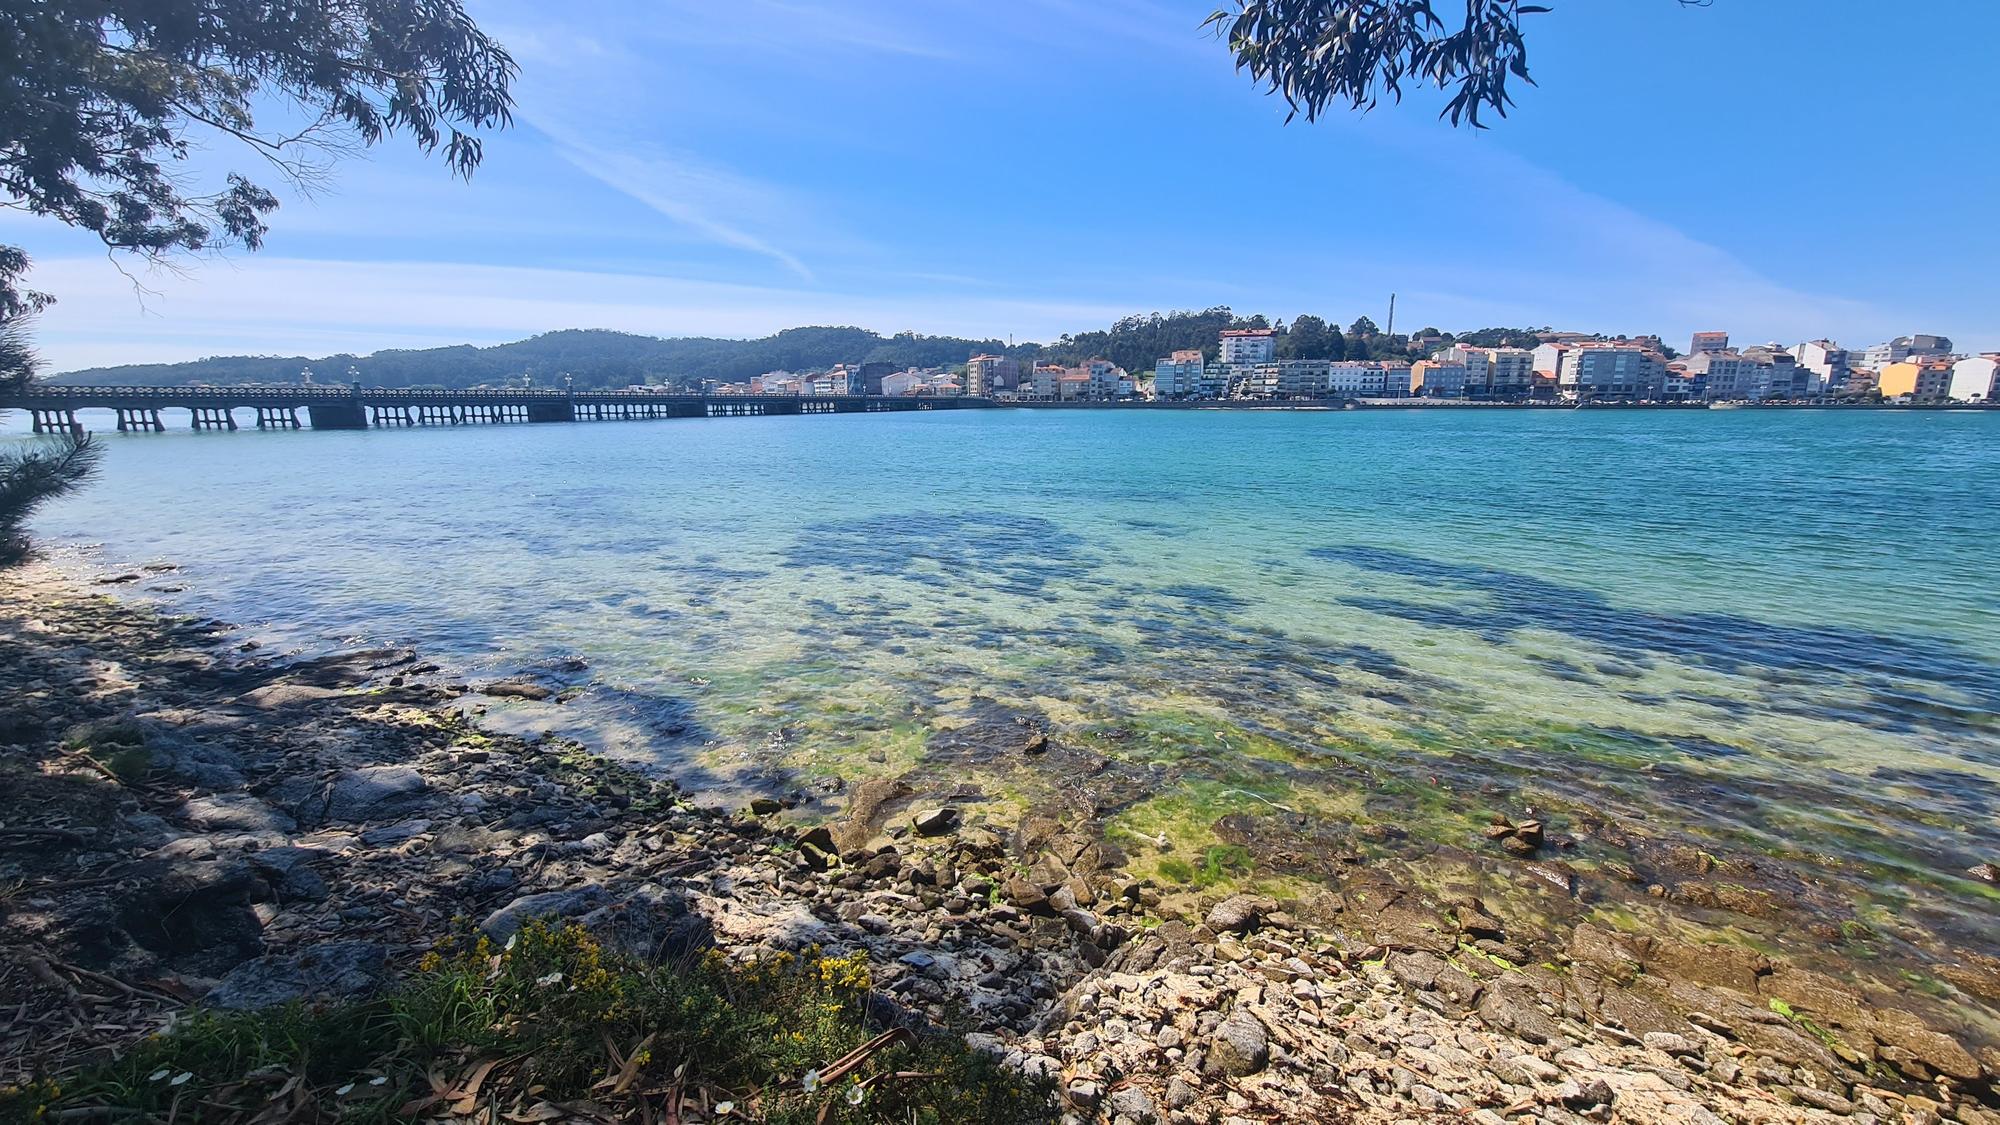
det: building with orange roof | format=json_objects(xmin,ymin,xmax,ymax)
[{"xmin": 1878, "ymin": 358, "xmax": 1956, "ymax": 400}]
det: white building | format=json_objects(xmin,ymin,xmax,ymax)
[
  {"xmin": 1236, "ymin": 359, "xmax": 1330, "ymax": 399},
  {"xmin": 1864, "ymin": 334, "xmax": 1952, "ymax": 369},
  {"xmin": 1794, "ymin": 340, "xmax": 1850, "ymax": 395},
  {"xmin": 1690, "ymin": 331, "xmax": 1730, "ymax": 356},
  {"xmin": 1219, "ymin": 328, "xmax": 1277, "ymax": 365},
  {"xmin": 880, "ymin": 369, "xmax": 924, "ymax": 396},
  {"xmin": 1950, "ymin": 355, "xmax": 1999, "ymax": 402},
  {"xmin": 1084, "ymin": 358, "xmax": 1123, "ymax": 399},
  {"xmin": 1531, "ymin": 343, "xmax": 1569, "ymax": 381},
  {"xmin": 1327, "ymin": 361, "xmax": 1386, "ymax": 397}
]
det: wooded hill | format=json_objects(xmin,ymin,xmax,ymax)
[{"xmin": 51, "ymin": 313, "xmax": 1554, "ymax": 389}]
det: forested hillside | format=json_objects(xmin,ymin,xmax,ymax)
[
  {"xmin": 54, "ymin": 327, "xmax": 1039, "ymax": 390},
  {"xmin": 51, "ymin": 314, "xmax": 1554, "ymax": 388}
]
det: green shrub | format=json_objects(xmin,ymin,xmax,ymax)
[{"xmin": 3, "ymin": 921, "xmax": 1054, "ymax": 1124}]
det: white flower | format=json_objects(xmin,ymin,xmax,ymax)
[
  {"xmin": 801, "ymin": 1069, "xmax": 821, "ymax": 1093},
  {"xmin": 846, "ymin": 1084, "xmax": 866, "ymax": 1106},
  {"xmin": 535, "ymin": 970, "xmax": 564, "ymax": 987},
  {"xmin": 714, "ymin": 1100, "xmax": 735, "ymax": 1116}
]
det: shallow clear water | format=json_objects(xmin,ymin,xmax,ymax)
[{"xmin": 11, "ymin": 406, "xmax": 2000, "ymax": 954}]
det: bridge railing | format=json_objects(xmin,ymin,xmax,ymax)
[
  {"xmin": 9, "ymin": 385, "xmax": 359, "ymax": 403},
  {"xmin": 2, "ymin": 385, "xmax": 995, "ymax": 409}
]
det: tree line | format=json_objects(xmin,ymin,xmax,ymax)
[{"xmin": 52, "ymin": 316, "xmax": 1563, "ymax": 390}]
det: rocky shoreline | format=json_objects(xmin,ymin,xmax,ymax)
[{"xmin": 3, "ymin": 562, "xmax": 1997, "ymax": 1124}]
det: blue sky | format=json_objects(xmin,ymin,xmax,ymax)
[{"xmin": 8, "ymin": 0, "xmax": 1998, "ymax": 371}]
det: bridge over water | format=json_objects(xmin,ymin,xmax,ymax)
[{"xmin": 3, "ymin": 385, "xmax": 994, "ymax": 434}]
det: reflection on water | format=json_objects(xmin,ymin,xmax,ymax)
[{"xmin": 14, "ymin": 405, "xmax": 2000, "ymax": 956}]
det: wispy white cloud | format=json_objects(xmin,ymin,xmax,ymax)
[{"xmin": 544, "ymin": 134, "xmax": 819, "ymax": 281}]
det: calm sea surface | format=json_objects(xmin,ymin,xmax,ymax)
[{"xmin": 11, "ymin": 406, "xmax": 2000, "ymax": 955}]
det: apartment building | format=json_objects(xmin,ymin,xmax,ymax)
[
  {"xmin": 1864, "ymin": 334, "xmax": 1953, "ymax": 369},
  {"xmin": 964, "ymin": 354, "xmax": 1021, "ymax": 396},
  {"xmin": 1690, "ymin": 331, "xmax": 1730, "ymax": 356},
  {"xmin": 1028, "ymin": 363, "xmax": 1066, "ymax": 400},
  {"xmin": 1219, "ymin": 328, "xmax": 1277, "ymax": 364},
  {"xmin": 1084, "ymin": 358, "xmax": 1124, "ymax": 399},
  {"xmin": 1739, "ymin": 345, "xmax": 1806, "ymax": 400},
  {"xmin": 1531, "ymin": 343, "xmax": 1569, "ymax": 382},
  {"xmin": 1152, "ymin": 350, "xmax": 1207, "ymax": 398},
  {"xmin": 1794, "ymin": 340, "xmax": 1850, "ymax": 395},
  {"xmin": 1411, "ymin": 361, "xmax": 1469, "ymax": 399},
  {"xmin": 1559, "ymin": 345, "xmax": 1664, "ymax": 400},
  {"xmin": 1878, "ymin": 359, "xmax": 1956, "ymax": 400},
  {"xmin": 1436, "ymin": 344, "xmax": 1534, "ymax": 400},
  {"xmin": 1327, "ymin": 361, "xmax": 1387, "ymax": 397},
  {"xmin": 1235, "ymin": 359, "xmax": 1332, "ymax": 399},
  {"xmin": 1949, "ymin": 355, "xmax": 1999, "ymax": 402}
]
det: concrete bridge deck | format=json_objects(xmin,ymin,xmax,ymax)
[{"xmin": 2, "ymin": 385, "xmax": 993, "ymax": 434}]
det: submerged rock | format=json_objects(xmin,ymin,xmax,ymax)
[
  {"xmin": 481, "ymin": 680, "xmax": 553, "ymax": 701},
  {"xmin": 911, "ymin": 807, "xmax": 959, "ymax": 836}
]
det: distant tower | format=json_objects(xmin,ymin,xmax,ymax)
[
  {"xmin": 300, "ymin": 366, "xmax": 314, "ymax": 384},
  {"xmin": 1386, "ymin": 293, "xmax": 1397, "ymax": 341}
]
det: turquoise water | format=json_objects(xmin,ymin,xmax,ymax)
[{"xmin": 11, "ymin": 406, "xmax": 2000, "ymax": 960}]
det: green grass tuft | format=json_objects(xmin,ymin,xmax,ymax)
[{"xmin": 3, "ymin": 920, "xmax": 1053, "ymax": 1125}]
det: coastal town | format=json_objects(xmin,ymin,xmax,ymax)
[{"xmin": 712, "ymin": 330, "xmax": 2000, "ymax": 406}]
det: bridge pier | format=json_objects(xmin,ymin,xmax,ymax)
[
  {"xmin": 29, "ymin": 407, "xmax": 83, "ymax": 436},
  {"xmin": 307, "ymin": 403, "xmax": 368, "ymax": 430},
  {"xmin": 114, "ymin": 407, "xmax": 165, "ymax": 433},
  {"xmin": 256, "ymin": 406, "xmax": 301, "ymax": 430},
  {"xmin": 190, "ymin": 406, "xmax": 238, "ymax": 431}
]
